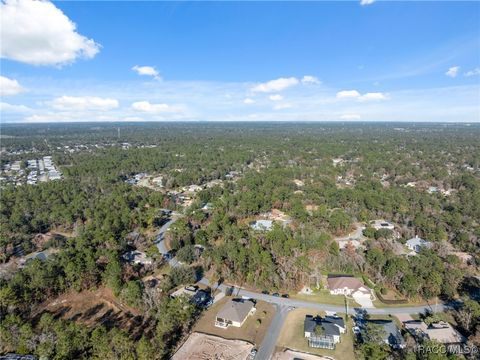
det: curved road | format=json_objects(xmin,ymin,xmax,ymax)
[{"xmin": 156, "ymin": 216, "xmax": 449, "ymax": 359}]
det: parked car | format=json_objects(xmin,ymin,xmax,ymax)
[
  {"xmin": 272, "ymin": 293, "xmax": 280, "ymax": 297},
  {"xmin": 261, "ymin": 290, "xmax": 269, "ymax": 295},
  {"xmin": 248, "ymin": 348, "xmax": 257, "ymax": 359},
  {"xmin": 281, "ymin": 294, "xmax": 289, "ymax": 298}
]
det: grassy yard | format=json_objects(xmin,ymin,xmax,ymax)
[
  {"xmin": 277, "ymin": 308, "xmax": 356, "ymax": 360},
  {"xmin": 193, "ymin": 297, "xmax": 275, "ymax": 346},
  {"xmin": 372, "ymin": 297, "xmax": 434, "ymax": 308},
  {"xmin": 291, "ymin": 290, "xmax": 359, "ymax": 307}
]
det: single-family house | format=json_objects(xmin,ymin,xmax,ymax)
[
  {"xmin": 370, "ymin": 220, "xmax": 395, "ymax": 231},
  {"xmin": 304, "ymin": 315, "xmax": 346, "ymax": 349},
  {"xmin": 215, "ymin": 299, "xmax": 256, "ymax": 328},
  {"xmin": 367, "ymin": 320, "xmax": 405, "ymax": 349},
  {"xmin": 122, "ymin": 250, "xmax": 153, "ymax": 265},
  {"xmin": 404, "ymin": 321, "xmax": 466, "ymax": 345},
  {"xmin": 406, "ymin": 236, "xmax": 432, "ymax": 253},
  {"xmin": 250, "ymin": 220, "xmax": 273, "ymax": 231},
  {"xmin": 327, "ymin": 275, "xmax": 373, "ymax": 299}
]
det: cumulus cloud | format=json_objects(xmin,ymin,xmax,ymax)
[
  {"xmin": 340, "ymin": 114, "xmax": 362, "ymax": 120},
  {"xmin": 269, "ymin": 94, "xmax": 284, "ymax": 101},
  {"xmin": 51, "ymin": 96, "xmax": 119, "ymax": 111},
  {"xmin": 251, "ymin": 77, "xmax": 299, "ymax": 93},
  {"xmin": 273, "ymin": 102, "xmax": 293, "ymax": 110},
  {"xmin": 445, "ymin": 66, "xmax": 460, "ymax": 78},
  {"xmin": 360, "ymin": 0, "xmax": 375, "ymax": 5},
  {"xmin": 0, "ymin": 102, "xmax": 32, "ymax": 113},
  {"xmin": 301, "ymin": 75, "xmax": 321, "ymax": 85},
  {"xmin": 465, "ymin": 68, "xmax": 480, "ymax": 77},
  {"xmin": 131, "ymin": 101, "xmax": 181, "ymax": 114},
  {"xmin": 0, "ymin": 76, "xmax": 24, "ymax": 96},
  {"xmin": 0, "ymin": 0, "xmax": 100, "ymax": 66},
  {"xmin": 243, "ymin": 98, "xmax": 255, "ymax": 104},
  {"xmin": 132, "ymin": 65, "xmax": 161, "ymax": 80},
  {"xmin": 336, "ymin": 90, "xmax": 388, "ymax": 101},
  {"xmin": 358, "ymin": 92, "xmax": 388, "ymax": 101},
  {"xmin": 336, "ymin": 90, "xmax": 361, "ymax": 99}
]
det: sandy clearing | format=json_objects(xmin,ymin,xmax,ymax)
[
  {"xmin": 172, "ymin": 332, "xmax": 254, "ymax": 360},
  {"xmin": 273, "ymin": 349, "xmax": 334, "ymax": 360}
]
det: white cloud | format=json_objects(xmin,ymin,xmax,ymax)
[
  {"xmin": 269, "ymin": 94, "xmax": 284, "ymax": 101},
  {"xmin": 132, "ymin": 65, "xmax": 161, "ymax": 80},
  {"xmin": 131, "ymin": 101, "xmax": 181, "ymax": 114},
  {"xmin": 336, "ymin": 90, "xmax": 361, "ymax": 99},
  {"xmin": 51, "ymin": 96, "xmax": 119, "ymax": 111},
  {"xmin": 340, "ymin": 114, "xmax": 362, "ymax": 120},
  {"xmin": 273, "ymin": 102, "xmax": 293, "ymax": 110},
  {"xmin": 0, "ymin": 76, "xmax": 24, "ymax": 96},
  {"xmin": 336, "ymin": 89, "xmax": 388, "ymax": 101},
  {"xmin": 360, "ymin": 0, "xmax": 375, "ymax": 5},
  {"xmin": 251, "ymin": 77, "xmax": 299, "ymax": 93},
  {"xmin": 0, "ymin": 0, "xmax": 100, "ymax": 66},
  {"xmin": 301, "ymin": 75, "xmax": 321, "ymax": 85},
  {"xmin": 0, "ymin": 102, "xmax": 32, "ymax": 113},
  {"xmin": 465, "ymin": 68, "xmax": 480, "ymax": 77},
  {"xmin": 358, "ymin": 92, "xmax": 388, "ymax": 101},
  {"xmin": 446, "ymin": 66, "xmax": 460, "ymax": 78},
  {"xmin": 243, "ymin": 98, "xmax": 255, "ymax": 104}
]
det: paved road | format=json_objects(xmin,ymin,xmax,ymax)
[
  {"xmin": 154, "ymin": 215, "xmax": 183, "ymax": 267},
  {"xmin": 255, "ymin": 305, "xmax": 292, "ymax": 360}
]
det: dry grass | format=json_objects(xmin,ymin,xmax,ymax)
[
  {"xmin": 34, "ymin": 287, "xmax": 153, "ymax": 339},
  {"xmin": 276, "ymin": 308, "xmax": 356, "ymax": 360},
  {"xmin": 193, "ymin": 296, "xmax": 275, "ymax": 346}
]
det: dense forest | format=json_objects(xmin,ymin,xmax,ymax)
[{"xmin": 1, "ymin": 122, "xmax": 479, "ymax": 359}]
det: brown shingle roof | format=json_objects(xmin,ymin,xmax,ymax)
[{"xmin": 327, "ymin": 276, "xmax": 363, "ymax": 291}]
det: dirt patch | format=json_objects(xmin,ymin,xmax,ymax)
[
  {"xmin": 273, "ymin": 349, "xmax": 333, "ymax": 360},
  {"xmin": 193, "ymin": 297, "xmax": 275, "ymax": 346},
  {"xmin": 172, "ymin": 332, "xmax": 254, "ymax": 360},
  {"xmin": 34, "ymin": 287, "xmax": 153, "ymax": 339}
]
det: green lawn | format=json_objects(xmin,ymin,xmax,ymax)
[{"xmin": 291, "ymin": 290, "xmax": 359, "ymax": 307}]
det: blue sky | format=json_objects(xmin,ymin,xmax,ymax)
[{"xmin": 1, "ymin": 0, "xmax": 479, "ymax": 122}]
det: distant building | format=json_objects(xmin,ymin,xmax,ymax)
[
  {"xmin": 122, "ymin": 250, "xmax": 153, "ymax": 265},
  {"xmin": 0, "ymin": 354, "xmax": 37, "ymax": 360},
  {"xmin": 406, "ymin": 236, "xmax": 432, "ymax": 253},
  {"xmin": 250, "ymin": 220, "xmax": 273, "ymax": 231},
  {"xmin": 370, "ymin": 220, "xmax": 395, "ymax": 231},
  {"xmin": 215, "ymin": 299, "xmax": 256, "ymax": 328},
  {"xmin": 304, "ymin": 315, "xmax": 346, "ymax": 349},
  {"xmin": 327, "ymin": 275, "xmax": 373, "ymax": 299}
]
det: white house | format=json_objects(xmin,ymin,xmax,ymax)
[
  {"xmin": 406, "ymin": 236, "xmax": 432, "ymax": 253},
  {"xmin": 370, "ymin": 220, "xmax": 395, "ymax": 231},
  {"xmin": 327, "ymin": 276, "xmax": 372, "ymax": 297}
]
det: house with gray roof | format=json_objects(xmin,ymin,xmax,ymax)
[
  {"xmin": 304, "ymin": 315, "xmax": 346, "ymax": 349},
  {"xmin": 406, "ymin": 236, "xmax": 432, "ymax": 253},
  {"xmin": 250, "ymin": 220, "xmax": 273, "ymax": 231},
  {"xmin": 215, "ymin": 299, "xmax": 256, "ymax": 328},
  {"xmin": 367, "ymin": 320, "xmax": 405, "ymax": 349}
]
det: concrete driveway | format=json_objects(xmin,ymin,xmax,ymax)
[{"xmin": 353, "ymin": 294, "xmax": 374, "ymax": 308}]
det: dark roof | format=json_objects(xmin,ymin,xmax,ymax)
[
  {"xmin": 304, "ymin": 315, "xmax": 341, "ymax": 337},
  {"xmin": 368, "ymin": 320, "xmax": 405, "ymax": 347},
  {"xmin": 325, "ymin": 316, "xmax": 346, "ymax": 329}
]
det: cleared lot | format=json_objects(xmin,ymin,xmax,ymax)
[
  {"xmin": 272, "ymin": 349, "xmax": 333, "ymax": 360},
  {"xmin": 276, "ymin": 308, "xmax": 355, "ymax": 360},
  {"xmin": 172, "ymin": 332, "xmax": 254, "ymax": 360}
]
